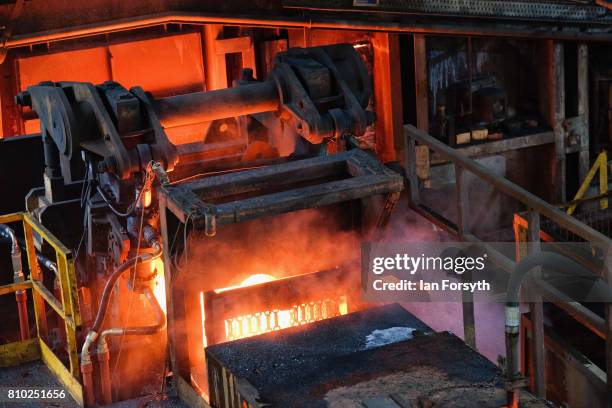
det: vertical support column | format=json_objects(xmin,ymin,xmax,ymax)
[
  {"xmin": 22, "ymin": 220, "xmax": 48, "ymax": 341},
  {"xmin": 527, "ymin": 210, "xmax": 546, "ymax": 398},
  {"xmin": 303, "ymin": 27, "xmax": 312, "ymax": 47},
  {"xmin": 609, "ymin": 84, "xmax": 612, "ymax": 143},
  {"xmin": 0, "ymin": 52, "xmax": 23, "ymax": 137},
  {"xmin": 240, "ymin": 31, "xmax": 258, "ymax": 80},
  {"xmin": 372, "ymin": 33, "xmax": 404, "ymax": 163},
  {"xmin": 414, "ymin": 35, "xmax": 429, "ymax": 133},
  {"xmin": 577, "ymin": 43, "xmax": 590, "ymax": 182},
  {"xmin": 405, "ymin": 129, "xmax": 420, "ymax": 206},
  {"xmin": 159, "ymin": 196, "xmax": 182, "ymax": 389},
  {"xmin": 553, "ymin": 42, "xmax": 566, "ymax": 203},
  {"xmin": 204, "ymin": 25, "xmax": 258, "ymax": 90},
  {"xmin": 456, "ymin": 165, "xmax": 476, "ymax": 349},
  {"xmin": 56, "ymin": 251, "xmax": 81, "ymax": 379},
  {"xmin": 455, "ymin": 166, "xmax": 469, "ymax": 237},
  {"xmin": 605, "ymin": 245, "xmax": 612, "ymax": 408},
  {"xmin": 203, "ymin": 25, "xmax": 228, "ymax": 90}
]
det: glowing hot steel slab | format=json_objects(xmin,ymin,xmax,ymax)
[
  {"xmin": 223, "ymin": 295, "xmax": 349, "ymax": 341},
  {"xmin": 202, "ymin": 267, "xmax": 361, "ymax": 345}
]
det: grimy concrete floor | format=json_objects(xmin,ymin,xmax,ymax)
[{"xmin": 0, "ymin": 361, "xmax": 188, "ymax": 408}]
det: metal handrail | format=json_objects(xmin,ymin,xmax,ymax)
[
  {"xmin": 0, "ymin": 212, "xmax": 83, "ymax": 406},
  {"xmin": 404, "ymin": 124, "xmax": 612, "ymax": 401},
  {"xmin": 404, "ymin": 124, "xmax": 611, "ymax": 249}
]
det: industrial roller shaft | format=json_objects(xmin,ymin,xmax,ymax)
[
  {"xmin": 154, "ymin": 80, "xmax": 279, "ymax": 129},
  {"xmin": 153, "ymin": 43, "xmax": 373, "ymax": 145},
  {"xmin": 17, "ymin": 43, "xmax": 373, "ymax": 180}
]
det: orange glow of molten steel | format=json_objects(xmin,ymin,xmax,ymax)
[
  {"xmin": 214, "ymin": 273, "xmax": 278, "ymax": 293},
  {"xmin": 223, "ymin": 295, "xmax": 349, "ymax": 341},
  {"xmin": 218, "ymin": 274, "xmax": 349, "ymax": 341},
  {"xmin": 240, "ymin": 273, "xmax": 276, "ymax": 286},
  {"xmin": 151, "ymin": 258, "xmax": 167, "ymax": 314}
]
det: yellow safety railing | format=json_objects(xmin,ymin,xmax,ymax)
[{"xmin": 0, "ymin": 212, "xmax": 83, "ymax": 406}]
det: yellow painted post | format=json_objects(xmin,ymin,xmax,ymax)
[
  {"xmin": 39, "ymin": 338, "xmax": 84, "ymax": 406},
  {"xmin": 600, "ymin": 151, "xmax": 608, "ymax": 211},
  {"xmin": 0, "ymin": 212, "xmax": 84, "ymax": 406},
  {"xmin": 56, "ymin": 250, "xmax": 81, "ymax": 379},
  {"xmin": 22, "ymin": 218, "xmax": 48, "ymax": 340},
  {"xmin": 23, "ymin": 215, "xmax": 81, "ymax": 366}
]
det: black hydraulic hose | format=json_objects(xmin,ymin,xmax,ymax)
[
  {"xmin": 81, "ymin": 246, "xmax": 162, "ymax": 366},
  {"xmin": 90, "ymin": 251, "xmax": 158, "ymax": 332},
  {"xmin": 0, "ymin": 224, "xmax": 58, "ymax": 276},
  {"xmin": 0, "ymin": 224, "xmax": 19, "ymax": 253}
]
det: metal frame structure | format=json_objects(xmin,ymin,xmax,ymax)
[
  {"xmin": 512, "ymin": 212, "xmax": 610, "ymax": 398},
  {"xmin": 404, "ymin": 123, "xmax": 612, "ymax": 403},
  {"xmin": 161, "ymin": 148, "xmax": 403, "ymax": 229},
  {"xmin": 2, "ymin": 4, "xmax": 612, "ymax": 55},
  {"xmin": 412, "ymin": 38, "xmax": 591, "ymax": 205},
  {"xmin": 0, "ymin": 212, "xmax": 82, "ymax": 406},
  {"xmin": 158, "ymin": 148, "xmax": 403, "ymax": 407}
]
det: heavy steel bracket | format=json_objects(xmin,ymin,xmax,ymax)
[{"xmin": 161, "ymin": 149, "xmax": 404, "ymax": 234}]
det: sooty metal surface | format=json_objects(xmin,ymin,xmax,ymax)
[
  {"xmin": 206, "ymin": 304, "xmax": 501, "ymax": 407},
  {"xmin": 283, "ymin": 0, "xmax": 612, "ymax": 23},
  {"xmin": 161, "ymin": 148, "xmax": 403, "ymax": 229}
]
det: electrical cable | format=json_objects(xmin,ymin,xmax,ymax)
[
  {"xmin": 97, "ymin": 163, "xmax": 155, "ymax": 217},
  {"xmin": 170, "ymin": 165, "xmax": 265, "ymax": 184},
  {"xmin": 109, "ymin": 162, "xmax": 156, "ymax": 383}
]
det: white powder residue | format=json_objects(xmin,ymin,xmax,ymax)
[{"xmin": 364, "ymin": 327, "xmax": 419, "ymax": 350}]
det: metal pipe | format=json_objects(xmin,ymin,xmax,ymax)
[
  {"xmin": 0, "ymin": 224, "xmax": 19, "ymax": 254},
  {"xmin": 95, "ymin": 338, "xmax": 112, "ymax": 406},
  {"xmin": 15, "ymin": 290, "xmax": 29, "ymax": 340},
  {"xmin": 89, "ymin": 251, "xmax": 158, "ymax": 333},
  {"xmin": 153, "ymin": 80, "xmax": 278, "ymax": 129},
  {"xmin": 504, "ymin": 252, "xmax": 612, "ymax": 407},
  {"xmin": 94, "ymin": 287, "xmax": 166, "ymax": 404},
  {"xmin": 0, "ymin": 223, "xmax": 59, "ymax": 277},
  {"xmin": 80, "ymin": 358, "xmax": 95, "ymax": 407},
  {"xmin": 79, "ymin": 248, "xmax": 161, "ymax": 404},
  {"xmin": 37, "ymin": 253, "xmax": 58, "ymax": 277},
  {"xmin": 79, "ymin": 329, "xmax": 98, "ymax": 407},
  {"xmin": 0, "ymin": 225, "xmax": 30, "ymax": 340},
  {"xmin": 98, "ymin": 287, "xmax": 166, "ymax": 342},
  {"xmin": 3, "ymin": 11, "xmax": 611, "ymax": 51},
  {"xmin": 406, "ymin": 125, "xmax": 610, "ymax": 248}
]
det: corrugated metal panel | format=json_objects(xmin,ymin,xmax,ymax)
[{"xmin": 284, "ymin": 0, "xmax": 612, "ymax": 23}]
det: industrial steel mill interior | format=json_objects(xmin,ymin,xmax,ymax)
[{"xmin": 1, "ymin": 1, "xmax": 612, "ymax": 408}]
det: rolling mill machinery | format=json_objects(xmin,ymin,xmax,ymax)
[{"xmin": 0, "ymin": 43, "xmax": 405, "ymax": 406}]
